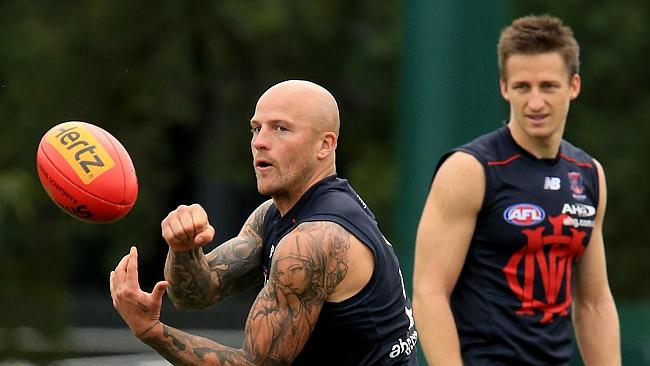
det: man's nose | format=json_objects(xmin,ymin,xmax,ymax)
[
  {"xmin": 528, "ymin": 89, "xmax": 545, "ymax": 111},
  {"xmin": 252, "ymin": 126, "xmax": 271, "ymax": 150}
]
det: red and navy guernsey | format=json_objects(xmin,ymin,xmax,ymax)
[
  {"xmin": 436, "ymin": 125, "xmax": 599, "ymax": 366},
  {"xmin": 261, "ymin": 175, "xmax": 418, "ymax": 366}
]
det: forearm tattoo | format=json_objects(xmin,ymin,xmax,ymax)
[
  {"xmin": 143, "ymin": 324, "xmax": 256, "ymax": 366},
  {"xmin": 164, "ymin": 203, "xmax": 269, "ymax": 309},
  {"xmin": 147, "ymin": 221, "xmax": 352, "ymax": 365}
]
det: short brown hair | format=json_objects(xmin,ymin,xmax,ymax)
[{"xmin": 497, "ymin": 15, "xmax": 580, "ymax": 79}]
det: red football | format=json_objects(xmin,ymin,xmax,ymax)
[{"xmin": 36, "ymin": 121, "xmax": 138, "ymax": 223}]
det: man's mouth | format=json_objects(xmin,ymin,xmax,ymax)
[
  {"xmin": 255, "ymin": 159, "xmax": 273, "ymax": 169},
  {"xmin": 526, "ymin": 113, "xmax": 549, "ymax": 122}
]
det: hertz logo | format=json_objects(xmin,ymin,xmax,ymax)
[{"xmin": 46, "ymin": 123, "xmax": 115, "ymax": 184}]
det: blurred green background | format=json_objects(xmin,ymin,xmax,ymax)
[{"xmin": 1, "ymin": 0, "xmax": 648, "ymax": 365}]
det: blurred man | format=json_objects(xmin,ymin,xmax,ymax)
[
  {"xmin": 110, "ymin": 80, "xmax": 417, "ymax": 365},
  {"xmin": 413, "ymin": 15, "xmax": 620, "ymax": 365}
]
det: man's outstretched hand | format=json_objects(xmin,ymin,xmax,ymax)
[{"xmin": 110, "ymin": 246, "xmax": 168, "ymax": 339}]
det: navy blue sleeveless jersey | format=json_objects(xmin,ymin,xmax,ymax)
[
  {"xmin": 261, "ymin": 175, "xmax": 417, "ymax": 366},
  {"xmin": 437, "ymin": 126, "xmax": 599, "ymax": 366}
]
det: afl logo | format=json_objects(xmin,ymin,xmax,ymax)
[{"xmin": 503, "ymin": 203, "xmax": 546, "ymax": 226}]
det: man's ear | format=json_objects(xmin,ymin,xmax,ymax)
[
  {"xmin": 317, "ymin": 132, "xmax": 337, "ymax": 160},
  {"xmin": 570, "ymin": 73, "xmax": 581, "ymax": 100},
  {"xmin": 500, "ymin": 78, "xmax": 510, "ymax": 102}
]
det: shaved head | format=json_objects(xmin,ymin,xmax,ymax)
[
  {"xmin": 250, "ymin": 80, "xmax": 340, "ymax": 213},
  {"xmin": 256, "ymin": 80, "xmax": 340, "ymax": 136}
]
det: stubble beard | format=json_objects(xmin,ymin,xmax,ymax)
[{"xmin": 257, "ymin": 159, "xmax": 318, "ymax": 200}]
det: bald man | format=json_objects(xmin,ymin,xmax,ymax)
[{"xmin": 110, "ymin": 80, "xmax": 418, "ymax": 365}]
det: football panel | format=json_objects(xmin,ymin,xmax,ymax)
[
  {"xmin": 37, "ymin": 143, "xmax": 134, "ymax": 223},
  {"xmin": 40, "ymin": 122, "xmax": 136, "ymax": 205}
]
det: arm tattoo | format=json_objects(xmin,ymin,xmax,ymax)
[
  {"xmin": 321, "ymin": 223, "xmax": 351, "ymax": 293},
  {"xmin": 136, "ymin": 320, "xmax": 159, "ymax": 339},
  {"xmin": 164, "ymin": 248, "xmax": 215, "ymax": 309},
  {"xmin": 164, "ymin": 202, "xmax": 271, "ymax": 309},
  {"xmin": 142, "ymin": 324, "xmax": 258, "ymax": 366},
  {"xmin": 242, "ymin": 221, "xmax": 351, "ymax": 363},
  {"xmin": 144, "ymin": 221, "xmax": 351, "ymax": 365}
]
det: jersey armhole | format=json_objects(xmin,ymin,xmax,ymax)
[{"xmin": 591, "ymin": 158, "xmax": 601, "ymax": 210}]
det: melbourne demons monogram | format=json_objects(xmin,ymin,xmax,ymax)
[{"xmin": 503, "ymin": 214, "xmax": 587, "ymax": 323}]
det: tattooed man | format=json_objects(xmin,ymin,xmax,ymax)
[{"xmin": 110, "ymin": 80, "xmax": 418, "ymax": 365}]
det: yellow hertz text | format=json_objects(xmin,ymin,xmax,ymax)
[{"xmin": 46, "ymin": 123, "xmax": 115, "ymax": 184}]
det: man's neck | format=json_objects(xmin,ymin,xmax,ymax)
[
  {"xmin": 507, "ymin": 123, "xmax": 563, "ymax": 159},
  {"xmin": 273, "ymin": 167, "xmax": 336, "ymax": 216}
]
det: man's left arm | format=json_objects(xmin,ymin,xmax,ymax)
[
  {"xmin": 110, "ymin": 221, "xmax": 353, "ymax": 365},
  {"xmin": 573, "ymin": 159, "xmax": 621, "ymax": 366}
]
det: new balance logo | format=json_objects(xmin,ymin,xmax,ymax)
[{"xmin": 544, "ymin": 177, "xmax": 561, "ymax": 190}]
